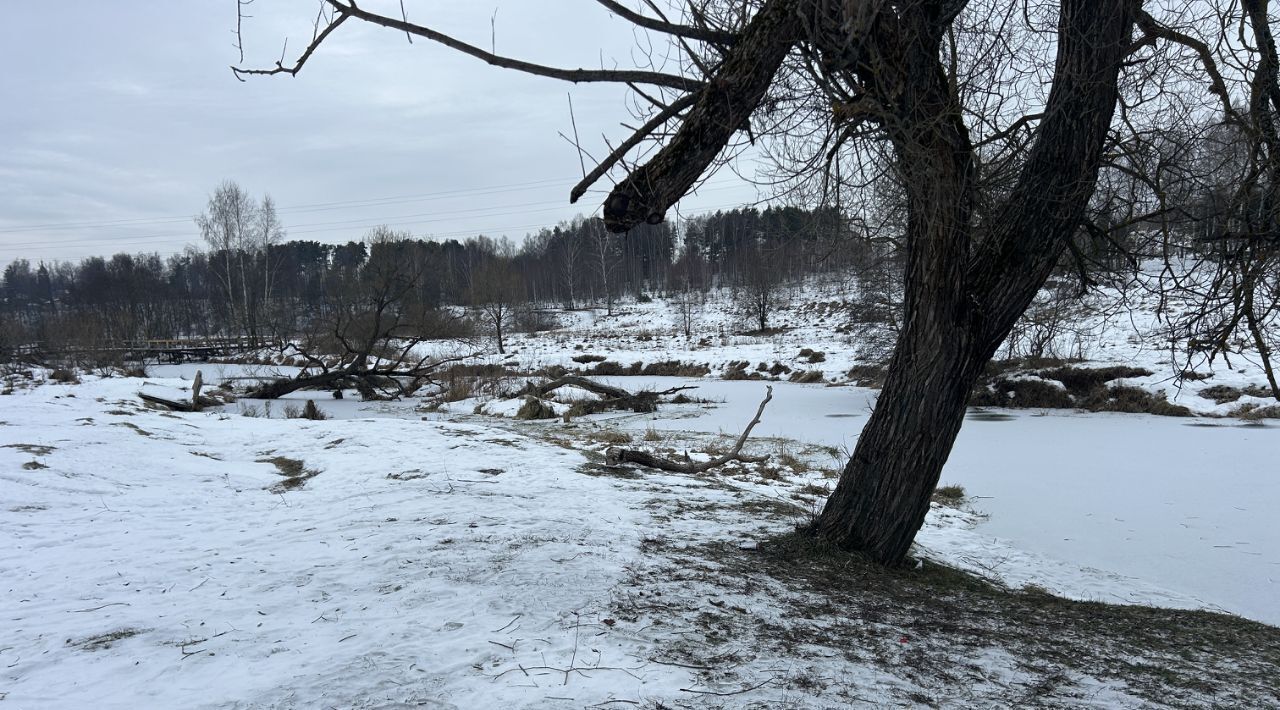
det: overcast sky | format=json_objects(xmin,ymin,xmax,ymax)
[{"xmin": 0, "ymin": 1, "xmax": 763, "ymax": 266}]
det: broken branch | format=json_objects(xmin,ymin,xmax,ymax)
[{"xmin": 606, "ymin": 386, "xmax": 772, "ymax": 473}]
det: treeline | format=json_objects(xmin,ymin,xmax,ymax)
[{"xmin": 0, "ymin": 204, "xmax": 865, "ymax": 358}]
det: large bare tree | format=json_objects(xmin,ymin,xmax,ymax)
[{"xmin": 240, "ymin": 0, "xmax": 1246, "ymax": 564}]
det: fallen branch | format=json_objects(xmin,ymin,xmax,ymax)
[
  {"xmin": 606, "ymin": 386, "xmax": 772, "ymax": 473},
  {"xmin": 527, "ymin": 375, "xmax": 698, "ymax": 415},
  {"xmin": 138, "ymin": 392, "xmax": 196, "ymax": 412},
  {"xmin": 532, "ymin": 375, "xmax": 635, "ymax": 400}
]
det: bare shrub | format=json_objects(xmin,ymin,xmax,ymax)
[
  {"xmin": 49, "ymin": 368, "xmax": 79, "ymax": 384},
  {"xmin": 515, "ymin": 396, "xmax": 558, "ymax": 420},
  {"xmin": 971, "ymin": 379, "xmax": 1074, "ymax": 409},
  {"xmin": 1081, "ymin": 386, "xmax": 1192, "ymax": 417},
  {"xmin": 933, "ymin": 485, "xmax": 966, "ymax": 505},
  {"xmin": 301, "ymin": 400, "xmax": 327, "ymax": 420}
]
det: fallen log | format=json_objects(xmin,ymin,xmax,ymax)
[
  {"xmin": 606, "ymin": 386, "xmax": 773, "ymax": 473},
  {"xmin": 138, "ymin": 392, "xmax": 196, "ymax": 412},
  {"xmin": 529, "ymin": 375, "xmax": 698, "ymax": 414},
  {"xmin": 531, "ymin": 375, "xmax": 633, "ymax": 399}
]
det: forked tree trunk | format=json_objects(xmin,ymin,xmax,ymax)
[
  {"xmin": 586, "ymin": 0, "xmax": 1134, "ymax": 565},
  {"xmin": 811, "ymin": 0, "xmax": 1136, "ymax": 564}
]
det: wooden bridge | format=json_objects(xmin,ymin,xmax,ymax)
[{"xmin": 12, "ymin": 338, "xmax": 263, "ymax": 364}]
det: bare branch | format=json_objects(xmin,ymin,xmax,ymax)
[
  {"xmin": 232, "ymin": 11, "xmax": 348, "ymax": 80},
  {"xmin": 602, "ymin": 0, "xmax": 804, "ymax": 231},
  {"xmin": 243, "ymin": 0, "xmax": 703, "ymax": 91},
  {"xmin": 593, "ymin": 0, "xmax": 738, "ymax": 45},
  {"xmin": 1133, "ymin": 11, "xmax": 1247, "ymax": 128},
  {"xmin": 571, "ymin": 92, "xmax": 698, "ymax": 203}
]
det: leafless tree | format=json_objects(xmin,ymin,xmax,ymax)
[
  {"xmin": 255, "ymin": 194, "xmax": 286, "ymax": 338},
  {"xmin": 735, "ymin": 243, "xmax": 786, "ymax": 333},
  {"xmin": 196, "ymin": 180, "xmax": 254, "ymax": 337},
  {"xmin": 195, "ymin": 180, "xmax": 284, "ymax": 344},
  {"xmin": 240, "ymin": 0, "xmax": 1245, "ymax": 564},
  {"xmin": 470, "ymin": 258, "xmax": 523, "ymax": 355},
  {"xmin": 250, "ymin": 227, "xmax": 470, "ymax": 399}
]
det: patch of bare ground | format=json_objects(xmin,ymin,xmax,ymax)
[
  {"xmin": 257, "ymin": 456, "xmax": 321, "ymax": 492},
  {"xmin": 3, "ymin": 443, "xmax": 56, "ymax": 456},
  {"xmin": 608, "ymin": 472, "xmax": 1280, "ymax": 708}
]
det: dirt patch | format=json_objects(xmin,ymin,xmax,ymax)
[
  {"xmin": 4, "ymin": 443, "xmax": 56, "ymax": 456},
  {"xmin": 620, "ymin": 529, "xmax": 1280, "ymax": 707},
  {"xmin": 258, "ymin": 456, "xmax": 321, "ymax": 492},
  {"xmin": 111, "ymin": 421, "xmax": 154, "ymax": 437},
  {"xmin": 605, "ymin": 463, "xmax": 1279, "ymax": 707}
]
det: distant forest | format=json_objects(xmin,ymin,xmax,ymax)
[{"xmin": 0, "ymin": 202, "xmax": 865, "ymax": 357}]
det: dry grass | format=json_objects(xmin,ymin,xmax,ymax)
[
  {"xmin": 970, "ymin": 365, "xmax": 1194, "ymax": 416},
  {"xmin": 586, "ymin": 430, "xmax": 632, "ymax": 445},
  {"xmin": 515, "ymin": 396, "xmax": 559, "ymax": 420},
  {"xmin": 933, "ymin": 484, "xmax": 965, "ymax": 505},
  {"xmin": 4, "ymin": 443, "xmax": 56, "ymax": 456},
  {"xmin": 1232, "ymin": 402, "xmax": 1280, "ymax": 420},
  {"xmin": 1200, "ymin": 384, "xmax": 1245, "ymax": 404},
  {"xmin": 788, "ymin": 370, "xmax": 825, "ymax": 384},
  {"xmin": 1082, "ymin": 385, "xmax": 1192, "ymax": 417}
]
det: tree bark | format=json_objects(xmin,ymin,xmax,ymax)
[{"xmin": 602, "ymin": 0, "xmax": 803, "ymax": 231}]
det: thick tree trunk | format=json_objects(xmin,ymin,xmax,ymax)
[
  {"xmin": 813, "ymin": 339, "xmax": 985, "ymax": 559},
  {"xmin": 812, "ymin": 0, "xmax": 1135, "ymax": 564}
]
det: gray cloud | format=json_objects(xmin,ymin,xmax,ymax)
[{"xmin": 0, "ymin": 2, "xmax": 762, "ymax": 265}]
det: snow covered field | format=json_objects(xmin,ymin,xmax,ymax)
[{"xmin": 3, "ymin": 366, "xmax": 1278, "ymax": 708}]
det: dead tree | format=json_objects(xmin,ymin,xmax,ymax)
[
  {"xmin": 240, "ymin": 0, "xmax": 1226, "ymax": 565},
  {"xmin": 249, "ymin": 229, "xmax": 475, "ymax": 400},
  {"xmin": 606, "ymin": 386, "xmax": 772, "ymax": 473},
  {"xmin": 528, "ymin": 374, "xmax": 697, "ymax": 413}
]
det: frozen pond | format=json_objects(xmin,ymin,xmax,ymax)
[{"xmin": 595, "ymin": 376, "xmax": 1280, "ymax": 625}]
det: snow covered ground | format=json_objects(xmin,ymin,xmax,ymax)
[
  {"xmin": 479, "ymin": 267, "xmax": 1279, "ymax": 418},
  {"xmin": 3, "ymin": 375, "xmax": 660, "ymax": 708},
  {"xmin": 3, "ymin": 368, "xmax": 1277, "ymax": 708}
]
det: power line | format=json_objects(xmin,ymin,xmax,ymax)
[
  {"xmin": 0, "ymin": 177, "xmax": 571, "ymax": 234},
  {"xmin": 0, "ymin": 194, "xmax": 770, "ymax": 262},
  {"xmin": 0, "ymin": 180, "xmax": 753, "ymax": 250},
  {"xmin": 1, "ymin": 175, "xmax": 753, "ymax": 235}
]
